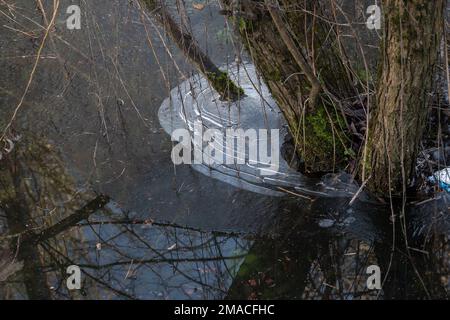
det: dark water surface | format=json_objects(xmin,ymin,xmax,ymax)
[{"xmin": 0, "ymin": 0, "xmax": 449, "ymax": 299}]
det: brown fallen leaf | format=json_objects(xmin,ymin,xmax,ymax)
[{"xmin": 193, "ymin": 3, "xmax": 205, "ymax": 11}]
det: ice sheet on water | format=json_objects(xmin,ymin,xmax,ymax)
[{"xmin": 158, "ymin": 63, "xmax": 360, "ymax": 198}]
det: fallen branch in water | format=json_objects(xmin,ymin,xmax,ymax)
[{"xmin": 30, "ymin": 194, "xmax": 110, "ymax": 243}]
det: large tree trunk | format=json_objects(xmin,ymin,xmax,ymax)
[
  {"xmin": 221, "ymin": 0, "xmax": 359, "ymax": 172},
  {"xmin": 366, "ymin": 0, "xmax": 444, "ymax": 196}
]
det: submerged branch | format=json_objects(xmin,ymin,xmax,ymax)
[{"xmin": 31, "ymin": 194, "xmax": 110, "ymax": 243}]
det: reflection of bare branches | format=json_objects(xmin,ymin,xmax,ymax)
[
  {"xmin": 227, "ymin": 225, "xmax": 449, "ymax": 300},
  {"xmin": 0, "ymin": 132, "xmax": 448, "ymax": 299},
  {"xmin": 30, "ymin": 210, "xmax": 249, "ymax": 299},
  {"xmin": 1, "ymin": 0, "xmax": 449, "ymax": 301},
  {"xmin": 0, "ymin": 132, "xmax": 106, "ymax": 299},
  {"xmin": 31, "ymin": 195, "xmax": 110, "ymax": 243},
  {"xmin": 76, "ymin": 217, "xmax": 245, "ymax": 238},
  {"xmin": 0, "ymin": 240, "xmax": 22, "ymax": 282},
  {"xmin": 0, "ymin": 133, "xmax": 250, "ymax": 299}
]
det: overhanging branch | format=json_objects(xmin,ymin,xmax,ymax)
[{"xmin": 140, "ymin": 0, "xmax": 244, "ymax": 101}]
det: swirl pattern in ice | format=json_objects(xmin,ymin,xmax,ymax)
[{"xmin": 158, "ymin": 63, "xmax": 360, "ymax": 198}]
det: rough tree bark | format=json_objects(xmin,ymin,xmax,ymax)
[
  {"xmin": 366, "ymin": 0, "xmax": 444, "ymax": 196},
  {"xmin": 220, "ymin": 0, "xmax": 359, "ymax": 172}
]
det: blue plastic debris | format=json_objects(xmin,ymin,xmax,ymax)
[{"xmin": 429, "ymin": 168, "xmax": 450, "ymax": 192}]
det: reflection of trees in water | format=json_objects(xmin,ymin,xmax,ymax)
[
  {"xmin": 49, "ymin": 217, "xmax": 249, "ymax": 299},
  {"xmin": 0, "ymin": 134, "xmax": 448, "ymax": 300},
  {"xmin": 0, "ymin": 133, "xmax": 96, "ymax": 299},
  {"xmin": 227, "ymin": 237, "xmax": 377, "ymax": 300},
  {"xmin": 0, "ymin": 134, "xmax": 249, "ymax": 299},
  {"xmin": 226, "ymin": 201, "xmax": 450, "ymax": 300},
  {"xmin": 227, "ymin": 235, "xmax": 449, "ymax": 300},
  {"xmin": 0, "ymin": 1, "xmax": 449, "ymax": 301}
]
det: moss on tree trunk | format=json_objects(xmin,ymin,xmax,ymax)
[
  {"xmin": 140, "ymin": 0, "xmax": 244, "ymax": 101},
  {"xmin": 221, "ymin": 0, "xmax": 357, "ymax": 172}
]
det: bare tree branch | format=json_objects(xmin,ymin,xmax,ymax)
[{"xmin": 140, "ymin": 0, "xmax": 245, "ymax": 101}]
